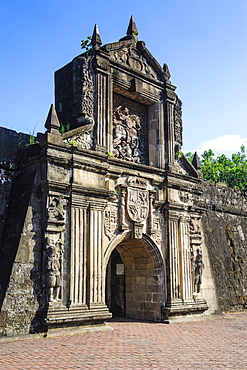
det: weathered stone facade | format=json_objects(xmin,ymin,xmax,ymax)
[{"xmin": 0, "ymin": 18, "xmax": 246, "ymax": 336}]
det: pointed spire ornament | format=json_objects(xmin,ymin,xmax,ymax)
[
  {"xmin": 192, "ymin": 152, "xmax": 202, "ymax": 170},
  {"xmin": 120, "ymin": 16, "xmax": 138, "ymax": 41},
  {"xmin": 44, "ymin": 104, "xmax": 60, "ymax": 133},
  {"xmin": 126, "ymin": 15, "xmax": 138, "ymax": 38},
  {"xmin": 91, "ymin": 24, "xmax": 102, "ymax": 50}
]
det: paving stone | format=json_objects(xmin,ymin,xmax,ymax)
[{"xmin": 0, "ymin": 312, "xmax": 246, "ymax": 369}]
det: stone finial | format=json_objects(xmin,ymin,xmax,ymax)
[
  {"xmin": 126, "ymin": 15, "xmax": 138, "ymax": 37},
  {"xmin": 163, "ymin": 63, "xmax": 171, "ymax": 81},
  {"xmin": 120, "ymin": 16, "xmax": 138, "ymax": 41},
  {"xmin": 44, "ymin": 104, "xmax": 60, "ymax": 133},
  {"xmin": 91, "ymin": 24, "xmax": 102, "ymax": 50},
  {"xmin": 192, "ymin": 152, "xmax": 202, "ymax": 170}
]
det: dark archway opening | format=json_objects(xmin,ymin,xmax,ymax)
[
  {"xmin": 106, "ymin": 249, "xmax": 126, "ymax": 317},
  {"xmin": 106, "ymin": 238, "xmax": 165, "ymax": 321}
]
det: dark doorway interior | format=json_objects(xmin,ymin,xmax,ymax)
[{"xmin": 106, "ymin": 249, "xmax": 126, "ymax": 317}]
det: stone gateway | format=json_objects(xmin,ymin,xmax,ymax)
[{"xmin": 0, "ymin": 17, "xmax": 247, "ymax": 336}]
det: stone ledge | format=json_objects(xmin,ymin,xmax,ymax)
[{"xmin": 0, "ymin": 323, "xmax": 112, "ymax": 343}]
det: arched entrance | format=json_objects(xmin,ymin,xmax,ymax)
[{"xmin": 105, "ymin": 237, "xmax": 165, "ymax": 321}]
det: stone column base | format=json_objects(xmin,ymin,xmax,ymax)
[
  {"xmin": 40, "ymin": 303, "xmax": 112, "ymax": 331},
  {"xmin": 162, "ymin": 297, "xmax": 208, "ymax": 322}
]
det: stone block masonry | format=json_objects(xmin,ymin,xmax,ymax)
[{"xmin": 0, "ymin": 17, "xmax": 246, "ymax": 336}]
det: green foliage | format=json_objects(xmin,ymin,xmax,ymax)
[
  {"xmin": 107, "ymin": 151, "xmax": 114, "ymax": 158},
  {"xmin": 67, "ymin": 140, "xmax": 78, "ymax": 147},
  {"xmin": 81, "ymin": 36, "xmax": 92, "ymax": 51},
  {"xmin": 25, "ymin": 125, "xmax": 37, "ymax": 146},
  {"xmin": 188, "ymin": 145, "xmax": 247, "ymax": 191},
  {"xmin": 175, "ymin": 150, "xmax": 183, "ymax": 160},
  {"xmin": 29, "ymin": 135, "xmax": 35, "ymax": 145},
  {"xmin": 185, "ymin": 152, "xmax": 194, "ymax": 163},
  {"xmin": 59, "ymin": 123, "xmax": 71, "ymax": 134}
]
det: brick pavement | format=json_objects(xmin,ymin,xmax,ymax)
[{"xmin": 0, "ymin": 311, "xmax": 246, "ymax": 370}]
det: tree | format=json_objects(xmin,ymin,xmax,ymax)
[{"xmin": 185, "ymin": 146, "xmax": 247, "ymax": 191}]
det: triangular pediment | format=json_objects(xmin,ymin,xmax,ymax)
[{"xmin": 102, "ymin": 40, "xmax": 169, "ymax": 83}]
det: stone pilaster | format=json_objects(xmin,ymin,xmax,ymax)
[
  {"xmin": 168, "ymin": 213, "xmax": 181, "ymax": 301},
  {"xmin": 179, "ymin": 216, "xmax": 193, "ymax": 302},
  {"xmin": 95, "ymin": 73, "xmax": 107, "ymax": 150},
  {"xmin": 70, "ymin": 206, "xmax": 87, "ymax": 305},
  {"xmin": 166, "ymin": 102, "xmax": 175, "ymax": 166},
  {"xmin": 119, "ymin": 185, "xmax": 128, "ymax": 230},
  {"xmin": 87, "ymin": 203, "xmax": 109, "ymax": 314},
  {"xmin": 156, "ymin": 100, "xmax": 165, "ymax": 169}
]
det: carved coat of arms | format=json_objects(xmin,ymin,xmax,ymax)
[{"xmin": 127, "ymin": 187, "xmax": 149, "ymax": 223}]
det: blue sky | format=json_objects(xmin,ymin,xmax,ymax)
[{"xmin": 0, "ymin": 0, "xmax": 246, "ymax": 157}]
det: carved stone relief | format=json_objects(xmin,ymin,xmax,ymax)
[
  {"xmin": 113, "ymin": 94, "xmax": 147, "ymax": 164},
  {"xmin": 174, "ymin": 97, "xmax": 183, "ymax": 148},
  {"xmin": 44, "ymin": 236, "xmax": 64, "ymax": 302},
  {"xmin": 63, "ymin": 130, "xmax": 92, "ymax": 149},
  {"xmin": 173, "ymin": 160, "xmax": 191, "ymax": 176},
  {"xmin": 190, "ymin": 217, "xmax": 201, "ymax": 235},
  {"xmin": 126, "ymin": 177, "xmax": 149, "ymax": 223},
  {"xmin": 81, "ymin": 58, "xmax": 94, "ymax": 120},
  {"xmin": 127, "ymin": 187, "xmax": 149, "ymax": 223},
  {"xmin": 47, "ymin": 196, "xmax": 66, "ymax": 222},
  {"xmin": 179, "ymin": 190, "xmax": 192, "ymax": 204},
  {"xmin": 104, "ymin": 204, "xmax": 118, "ymax": 240},
  {"xmin": 151, "ymin": 211, "xmax": 165, "ymax": 245},
  {"xmin": 194, "ymin": 249, "xmax": 204, "ymax": 293},
  {"xmin": 110, "ymin": 45, "xmax": 157, "ymax": 79},
  {"xmin": 189, "ymin": 216, "xmax": 204, "ymax": 294}
]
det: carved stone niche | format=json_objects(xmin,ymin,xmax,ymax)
[{"xmin": 112, "ymin": 94, "xmax": 148, "ymax": 165}]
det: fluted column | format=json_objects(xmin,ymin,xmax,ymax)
[
  {"xmin": 70, "ymin": 206, "xmax": 87, "ymax": 305},
  {"xmin": 88, "ymin": 203, "xmax": 105, "ymax": 307},
  {"xmin": 168, "ymin": 214, "xmax": 180, "ymax": 300},
  {"xmin": 179, "ymin": 217, "xmax": 192, "ymax": 301}
]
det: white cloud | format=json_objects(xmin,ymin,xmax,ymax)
[{"xmin": 195, "ymin": 135, "xmax": 247, "ymax": 157}]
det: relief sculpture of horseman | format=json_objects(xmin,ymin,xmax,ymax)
[{"xmin": 113, "ymin": 105, "xmax": 142, "ymax": 162}]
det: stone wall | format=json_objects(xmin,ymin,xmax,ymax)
[
  {"xmin": 0, "ymin": 127, "xmax": 29, "ymax": 242},
  {"xmin": 0, "ymin": 162, "xmax": 43, "ymax": 336},
  {"xmin": 0, "ymin": 128, "xmax": 44, "ymax": 335},
  {"xmin": 202, "ymin": 183, "xmax": 247, "ymax": 312}
]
